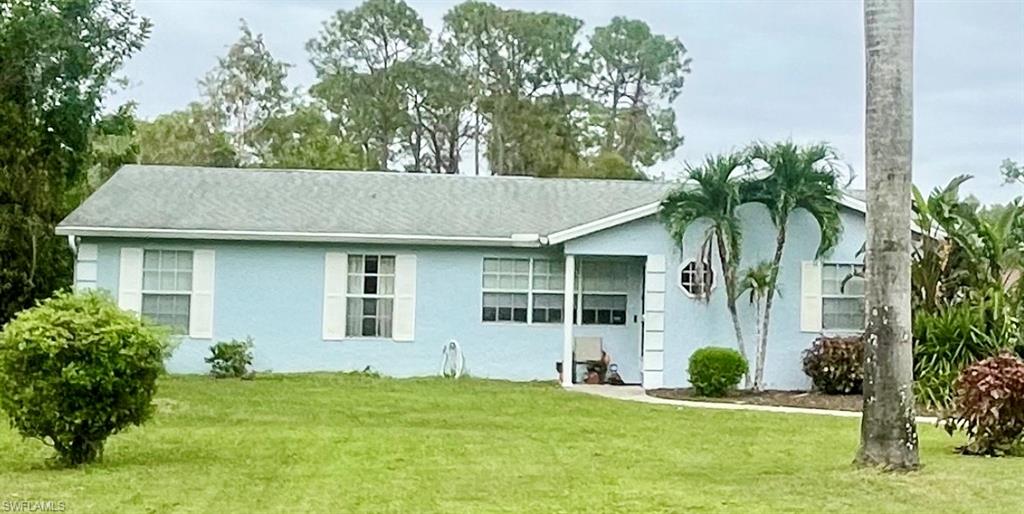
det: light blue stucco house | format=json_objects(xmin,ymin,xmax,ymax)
[{"xmin": 56, "ymin": 165, "xmax": 870, "ymax": 390}]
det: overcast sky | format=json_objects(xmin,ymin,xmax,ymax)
[{"xmin": 109, "ymin": 0, "xmax": 1024, "ymax": 203}]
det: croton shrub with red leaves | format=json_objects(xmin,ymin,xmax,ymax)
[
  {"xmin": 800, "ymin": 335, "xmax": 864, "ymax": 394},
  {"xmin": 943, "ymin": 352, "xmax": 1024, "ymax": 456}
]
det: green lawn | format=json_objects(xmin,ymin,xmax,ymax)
[{"xmin": 2, "ymin": 374, "xmax": 1022, "ymax": 513}]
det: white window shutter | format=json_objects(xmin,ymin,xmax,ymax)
[
  {"xmin": 189, "ymin": 250, "xmax": 216, "ymax": 339},
  {"xmin": 392, "ymin": 254, "xmax": 417, "ymax": 342},
  {"xmin": 118, "ymin": 247, "xmax": 143, "ymax": 313},
  {"xmin": 322, "ymin": 252, "xmax": 348, "ymax": 340},
  {"xmin": 800, "ymin": 261, "xmax": 823, "ymax": 332}
]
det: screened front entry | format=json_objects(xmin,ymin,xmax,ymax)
[{"xmin": 568, "ymin": 257, "xmax": 646, "ymax": 385}]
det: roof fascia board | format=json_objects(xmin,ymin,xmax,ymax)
[
  {"xmin": 546, "ymin": 202, "xmax": 661, "ymax": 245},
  {"xmin": 56, "ymin": 195, "xmax": 920, "ymax": 247},
  {"xmin": 836, "ymin": 194, "xmax": 926, "ymax": 235},
  {"xmin": 55, "ymin": 226, "xmax": 542, "ymax": 248},
  {"xmin": 546, "ymin": 194, "xmax": 922, "ymax": 244},
  {"xmin": 837, "ymin": 195, "xmax": 867, "ymax": 213}
]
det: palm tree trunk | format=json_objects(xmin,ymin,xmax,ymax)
[
  {"xmin": 754, "ymin": 221, "xmax": 787, "ymax": 391},
  {"xmin": 754, "ymin": 297, "xmax": 763, "ymax": 369},
  {"xmin": 380, "ymin": 134, "xmax": 391, "ymax": 171},
  {"xmin": 715, "ymin": 232, "xmax": 749, "ymax": 387},
  {"xmin": 474, "ymin": 109, "xmax": 481, "ymax": 176},
  {"xmin": 493, "ymin": 117, "xmax": 504, "ymax": 175},
  {"xmin": 856, "ymin": 0, "xmax": 919, "ymax": 471}
]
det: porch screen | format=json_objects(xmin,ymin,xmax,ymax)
[
  {"xmin": 481, "ymin": 257, "xmax": 564, "ymax": 324},
  {"xmin": 578, "ymin": 260, "xmax": 628, "ymax": 326}
]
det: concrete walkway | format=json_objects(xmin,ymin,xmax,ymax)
[{"xmin": 567, "ymin": 384, "xmax": 940, "ymax": 424}]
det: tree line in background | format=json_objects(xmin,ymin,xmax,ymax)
[
  {"xmin": 1, "ymin": 0, "xmax": 150, "ymax": 323},
  {"xmin": 91, "ymin": 0, "xmax": 691, "ymax": 184},
  {"xmin": 1, "ymin": 0, "xmax": 690, "ymax": 323}
]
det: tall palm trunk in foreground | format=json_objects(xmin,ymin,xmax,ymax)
[{"xmin": 856, "ymin": 0, "xmax": 919, "ymax": 470}]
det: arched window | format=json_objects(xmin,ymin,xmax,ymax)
[{"xmin": 678, "ymin": 259, "xmax": 714, "ymax": 298}]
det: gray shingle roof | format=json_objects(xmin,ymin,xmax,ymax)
[{"xmin": 58, "ymin": 165, "xmax": 674, "ymax": 243}]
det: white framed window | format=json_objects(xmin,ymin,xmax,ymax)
[
  {"xmin": 678, "ymin": 258, "xmax": 714, "ymax": 298},
  {"xmin": 482, "ymin": 258, "xmax": 529, "ymax": 323},
  {"xmin": 480, "ymin": 257, "xmax": 633, "ymax": 326},
  {"xmin": 578, "ymin": 260, "xmax": 629, "ymax": 326},
  {"xmin": 141, "ymin": 249, "xmax": 193, "ymax": 333},
  {"xmin": 822, "ymin": 263, "xmax": 865, "ymax": 331},
  {"xmin": 531, "ymin": 259, "xmax": 564, "ymax": 323},
  {"xmin": 532, "ymin": 293, "xmax": 564, "ymax": 323},
  {"xmin": 482, "ymin": 257, "xmax": 564, "ymax": 323},
  {"xmin": 346, "ymin": 255, "xmax": 395, "ymax": 337},
  {"xmin": 531, "ymin": 259, "xmax": 565, "ymax": 291}
]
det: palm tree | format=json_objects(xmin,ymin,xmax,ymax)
[
  {"xmin": 857, "ymin": 0, "xmax": 919, "ymax": 470},
  {"xmin": 913, "ymin": 175, "xmax": 1024, "ymax": 309},
  {"xmin": 737, "ymin": 261, "xmax": 775, "ymax": 363},
  {"xmin": 967, "ymin": 206, "xmax": 1023, "ymax": 292},
  {"xmin": 662, "ymin": 153, "xmax": 752, "ymax": 384},
  {"xmin": 911, "ymin": 175, "xmax": 973, "ymax": 312},
  {"xmin": 743, "ymin": 141, "xmax": 843, "ymax": 390}
]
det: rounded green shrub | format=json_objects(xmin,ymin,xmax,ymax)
[
  {"xmin": 0, "ymin": 291, "xmax": 169, "ymax": 466},
  {"xmin": 688, "ymin": 347, "xmax": 748, "ymax": 397}
]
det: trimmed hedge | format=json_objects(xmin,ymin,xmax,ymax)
[{"xmin": 688, "ymin": 347, "xmax": 747, "ymax": 397}]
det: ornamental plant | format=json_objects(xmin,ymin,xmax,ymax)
[
  {"xmin": 688, "ymin": 347, "xmax": 748, "ymax": 397},
  {"xmin": 942, "ymin": 352, "xmax": 1024, "ymax": 456},
  {"xmin": 913, "ymin": 291, "xmax": 1019, "ymax": 409},
  {"xmin": 0, "ymin": 291, "xmax": 169, "ymax": 466},
  {"xmin": 206, "ymin": 337, "xmax": 255, "ymax": 378},
  {"xmin": 801, "ymin": 335, "xmax": 864, "ymax": 394}
]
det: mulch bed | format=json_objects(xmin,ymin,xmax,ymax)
[{"xmin": 646, "ymin": 388, "xmax": 940, "ymax": 417}]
